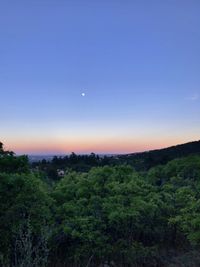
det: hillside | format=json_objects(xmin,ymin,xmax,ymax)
[
  {"xmin": 118, "ymin": 140, "xmax": 200, "ymax": 170},
  {"xmin": 30, "ymin": 140, "xmax": 200, "ymax": 174},
  {"xmin": 1, "ymin": 142, "xmax": 200, "ymax": 266}
]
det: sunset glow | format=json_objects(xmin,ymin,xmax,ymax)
[{"xmin": 1, "ymin": 1, "xmax": 200, "ymax": 154}]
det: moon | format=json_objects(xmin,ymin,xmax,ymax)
[{"xmin": 81, "ymin": 92, "xmax": 85, "ymax": 97}]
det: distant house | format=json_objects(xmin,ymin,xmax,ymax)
[{"xmin": 57, "ymin": 169, "xmax": 65, "ymax": 177}]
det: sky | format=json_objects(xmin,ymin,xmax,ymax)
[{"xmin": 0, "ymin": 0, "xmax": 200, "ymax": 154}]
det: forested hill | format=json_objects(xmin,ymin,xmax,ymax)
[
  {"xmin": 1, "ymin": 141, "xmax": 200, "ymax": 266},
  {"xmin": 31, "ymin": 140, "xmax": 200, "ymax": 174},
  {"xmin": 118, "ymin": 140, "xmax": 200, "ymax": 170}
]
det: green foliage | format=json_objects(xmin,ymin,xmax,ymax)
[
  {"xmin": 0, "ymin": 172, "xmax": 52, "ymax": 266},
  {"xmin": 0, "ymin": 143, "xmax": 29, "ymax": 174},
  {"xmin": 32, "ymin": 140, "xmax": 200, "ymax": 181},
  {"xmin": 1, "ymin": 141, "xmax": 200, "ymax": 266},
  {"xmin": 13, "ymin": 217, "xmax": 49, "ymax": 267},
  {"xmin": 148, "ymin": 155, "xmax": 200, "ymax": 248},
  {"xmin": 119, "ymin": 140, "xmax": 200, "ymax": 171},
  {"xmin": 52, "ymin": 166, "xmax": 165, "ymax": 266},
  {"xmin": 0, "ymin": 155, "xmax": 29, "ymax": 174}
]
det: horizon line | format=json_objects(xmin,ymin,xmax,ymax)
[{"xmin": 15, "ymin": 139, "xmax": 200, "ymax": 157}]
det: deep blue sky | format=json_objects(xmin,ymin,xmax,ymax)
[{"xmin": 1, "ymin": 1, "xmax": 200, "ymax": 154}]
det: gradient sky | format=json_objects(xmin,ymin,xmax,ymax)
[{"xmin": 1, "ymin": 0, "xmax": 200, "ymax": 154}]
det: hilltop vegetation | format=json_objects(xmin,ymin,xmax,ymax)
[
  {"xmin": 32, "ymin": 140, "xmax": 200, "ymax": 177},
  {"xmin": 1, "ymin": 141, "xmax": 200, "ymax": 266},
  {"xmin": 119, "ymin": 140, "xmax": 200, "ymax": 170}
]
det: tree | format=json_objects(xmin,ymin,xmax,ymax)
[
  {"xmin": 52, "ymin": 166, "xmax": 163, "ymax": 266},
  {"xmin": 0, "ymin": 142, "xmax": 29, "ymax": 173},
  {"xmin": 0, "ymin": 173, "xmax": 52, "ymax": 266}
]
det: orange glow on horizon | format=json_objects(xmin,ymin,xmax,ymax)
[{"xmin": 4, "ymin": 136, "xmax": 195, "ymax": 155}]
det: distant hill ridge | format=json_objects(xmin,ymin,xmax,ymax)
[
  {"xmin": 129, "ymin": 140, "xmax": 200, "ymax": 156},
  {"xmin": 27, "ymin": 140, "xmax": 200, "ymax": 170},
  {"xmin": 118, "ymin": 140, "xmax": 200, "ymax": 170}
]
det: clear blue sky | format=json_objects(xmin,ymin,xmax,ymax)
[{"xmin": 1, "ymin": 0, "xmax": 200, "ymax": 154}]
